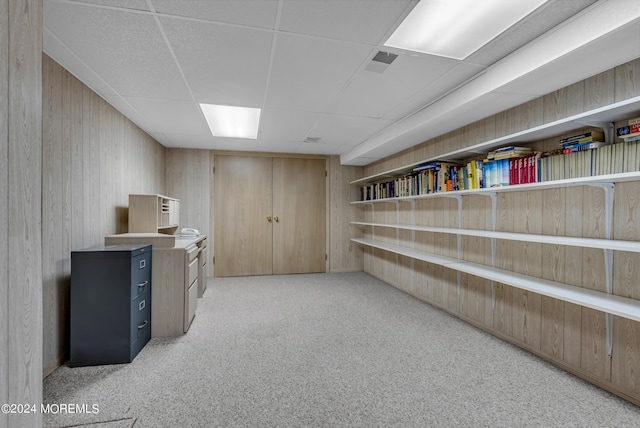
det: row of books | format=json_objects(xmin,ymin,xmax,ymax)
[
  {"xmin": 541, "ymin": 138, "xmax": 640, "ymax": 181},
  {"xmin": 358, "ymin": 162, "xmax": 459, "ymax": 200},
  {"xmin": 358, "ymin": 154, "xmax": 541, "ymax": 200},
  {"xmin": 358, "ymin": 137, "xmax": 640, "ymax": 201}
]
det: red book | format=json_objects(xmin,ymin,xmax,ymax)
[
  {"xmin": 509, "ymin": 158, "xmax": 515, "ymax": 185},
  {"xmin": 518, "ymin": 157, "xmax": 524, "ymax": 185}
]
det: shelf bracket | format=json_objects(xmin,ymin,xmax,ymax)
[
  {"xmin": 575, "ymin": 120, "xmax": 615, "ymax": 144},
  {"xmin": 586, "ymin": 182, "xmax": 615, "ymax": 357}
]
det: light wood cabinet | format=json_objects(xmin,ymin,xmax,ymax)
[
  {"xmin": 197, "ymin": 237, "xmax": 208, "ymax": 297},
  {"xmin": 128, "ymin": 194, "xmax": 180, "ymax": 235},
  {"xmin": 105, "ymin": 233, "xmax": 206, "ymax": 337},
  {"xmin": 214, "ymin": 155, "xmax": 326, "ymax": 277}
]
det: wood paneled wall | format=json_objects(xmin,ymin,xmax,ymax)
[
  {"xmin": 165, "ymin": 153, "xmax": 364, "ymax": 275},
  {"xmin": 166, "ymin": 148, "xmax": 211, "ymax": 270},
  {"xmin": 359, "ymin": 56, "xmax": 640, "ymax": 404},
  {"xmin": 328, "ymin": 155, "xmax": 364, "ymax": 272},
  {"xmin": 42, "ymin": 54, "xmax": 167, "ymax": 377},
  {"xmin": 1, "ymin": 0, "xmax": 9, "ymax": 423},
  {"xmin": 2, "ymin": 0, "xmax": 43, "ymax": 427}
]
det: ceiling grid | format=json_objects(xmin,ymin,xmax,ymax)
[{"xmin": 43, "ymin": 0, "xmax": 640, "ymax": 163}]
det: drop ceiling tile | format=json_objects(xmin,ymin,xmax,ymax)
[
  {"xmin": 279, "ymin": 0, "xmax": 413, "ymax": 44},
  {"xmin": 294, "ymin": 142, "xmax": 352, "ymax": 155},
  {"xmin": 210, "ymin": 138, "xmax": 297, "ymax": 153},
  {"xmin": 67, "ymin": 0, "xmax": 150, "ymax": 11},
  {"xmin": 330, "ymin": 52, "xmax": 460, "ymax": 119},
  {"xmin": 160, "ymin": 17, "xmax": 272, "ymax": 107},
  {"xmin": 151, "ymin": 0, "xmax": 278, "ymax": 29},
  {"xmin": 267, "ymin": 33, "xmax": 372, "ymax": 112},
  {"xmin": 260, "ymin": 140, "xmax": 310, "ymax": 154},
  {"xmin": 308, "ymin": 114, "xmax": 394, "ymax": 147},
  {"xmin": 123, "ymin": 98, "xmax": 211, "ymax": 136},
  {"xmin": 44, "ymin": 1, "xmax": 192, "ymax": 101},
  {"xmin": 259, "ymin": 108, "xmax": 321, "ymax": 142}
]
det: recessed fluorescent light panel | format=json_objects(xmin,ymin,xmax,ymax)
[
  {"xmin": 385, "ymin": 0, "xmax": 548, "ymax": 60},
  {"xmin": 200, "ymin": 103, "xmax": 261, "ymax": 139}
]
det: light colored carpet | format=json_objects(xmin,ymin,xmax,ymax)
[{"xmin": 43, "ymin": 272, "xmax": 640, "ymax": 427}]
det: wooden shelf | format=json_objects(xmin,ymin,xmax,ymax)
[
  {"xmin": 350, "ymin": 95, "xmax": 640, "ymax": 186},
  {"xmin": 348, "ymin": 89, "xmax": 640, "ymax": 405},
  {"xmin": 351, "ymin": 238, "xmax": 640, "ymax": 323},
  {"xmin": 351, "ymin": 221, "xmax": 640, "ymax": 253},
  {"xmin": 129, "ymin": 194, "xmax": 180, "ymax": 235},
  {"xmin": 351, "ymin": 171, "xmax": 640, "ymax": 204},
  {"xmin": 351, "ymin": 168, "xmax": 640, "ymax": 346}
]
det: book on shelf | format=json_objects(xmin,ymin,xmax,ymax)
[
  {"xmin": 412, "ymin": 161, "xmax": 437, "ymax": 172},
  {"xmin": 616, "ymin": 125, "xmax": 640, "ymax": 139},
  {"xmin": 358, "ymin": 161, "xmax": 466, "ymax": 200},
  {"xmin": 508, "ymin": 153, "xmax": 540, "ymax": 185},
  {"xmin": 561, "ymin": 141, "xmax": 607, "ymax": 153},
  {"xmin": 487, "ymin": 146, "xmax": 532, "ymax": 160},
  {"xmin": 617, "ymin": 126, "xmax": 630, "ymax": 138},
  {"xmin": 483, "ymin": 158, "xmax": 507, "ymax": 187},
  {"xmin": 618, "ymin": 120, "xmax": 640, "ymax": 139},
  {"xmin": 356, "ymin": 134, "xmax": 640, "ymax": 201},
  {"xmin": 494, "ymin": 145, "xmax": 531, "ymax": 152},
  {"xmin": 559, "ymin": 130, "xmax": 604, "ymax": 146}
]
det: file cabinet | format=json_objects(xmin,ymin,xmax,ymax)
[
  {"xmin": 105, "ymin": 233, "xmax": 206, "ymax": 337},
  {"xmin": 70, "ymin": 244, "xmax": 152, "ymax": 366}
]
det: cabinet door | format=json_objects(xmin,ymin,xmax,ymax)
[
  {"xmin": 272, "ymin": 158, "xmax": 326, "ymax": 274},
  {"xmin": 214, "ymin": 155, "xmax": 273, "ymax": 276}
]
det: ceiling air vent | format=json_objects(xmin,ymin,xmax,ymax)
[{"xmin": 365, "ymin": 51, "xmax": 398, "ymax": 74}]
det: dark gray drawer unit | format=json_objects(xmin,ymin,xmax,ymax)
[{"xmin": 70, "ymin": 244, "xmax": 152, "ymax": 366}]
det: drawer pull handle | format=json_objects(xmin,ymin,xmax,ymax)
[
  {"xmin": 137, "ymin": 320, "xmax": 148, "ymax": 330},
  {"xmin": 139, "ymin": 300, "xmax": 146, "ymax": 311},
  {"xmin": 139, "ymin": 259, "xmax": 146, "ymax": 269},
  {"xmin": 137, "ymin": 280, "xmax": 148, "ymax": 290}
]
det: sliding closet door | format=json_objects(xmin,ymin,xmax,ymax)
[
  {"xmin": 272, "ymin": 158, "xmax": 326, "ymax": 274},
  {"xmin": 214, "ymin": 155, "xmax": 273, "ymax": 277}
]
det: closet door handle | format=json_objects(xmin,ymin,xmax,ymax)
[
  {"xmin": 267, "ymin": 216, "xmax": 272, "ymax": 222},
  {"xmin": 274, "ymin": 216, "xmax": 279, "ymax": 222}
]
